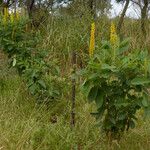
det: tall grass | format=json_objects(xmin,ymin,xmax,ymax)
[
  {"xmin": 0, "ymin": 69, "xmax": 150, "ymax": 149},
  {"xmin": 0, "ymin": 14, "xmax": 150, "ymax": 149}
]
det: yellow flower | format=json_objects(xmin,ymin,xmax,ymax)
[
  {"xmin": 110, "ymin": 22, "xmax": 118, "ymax": 47},
  {"xmin": 3, "ymin": 7, "xmax": 9, "ymax": 25},
  {"xmin": 89, "ymin": 22, "xmax": 95, "ymax": 57},
  {"xmin": 110, "ymin": 22, "xmax": 119, "ymax": 61},
  {"xmin": 10, "ymin": 13, "xmax": 14, "ymax": 24}
]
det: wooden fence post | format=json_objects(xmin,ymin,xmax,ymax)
[{"xmin": 71, "ymin": 50, "xmax": 76, "ymax": 128}]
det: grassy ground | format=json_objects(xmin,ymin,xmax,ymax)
[{"xmin": 0, "ymin": 64, "xmax": 150, "ymax": 150}]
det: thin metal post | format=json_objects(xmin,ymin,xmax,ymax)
[{"xmin": 71, "ymin": 51, "xmax": 76, "ymax": 128}]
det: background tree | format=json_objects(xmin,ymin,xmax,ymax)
[
  {"xmin": 54, "ymin": 0, "xmax": 111, "ymax": 21},
  {"xmin": 116, "ymin": 0, "xmax": 130, "ymax": 34},
  {"xmin": 131, "ymin": 0, "xmax": 150, "ymax": 36}
]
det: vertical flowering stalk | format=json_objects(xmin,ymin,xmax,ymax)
[
  {"xmin": 110, "ymin": 22, "xmax": 118, "ymax": 46},
  {"xmin": 3, "ymin": 7, "xmax": 9, "ymax": 25},
  {"xmin": 89, "ymin": 22, "xmax": 95, "ymax": 57},
  {"xmin": 110, "ymin": 22, "xmax": 119, "ymax": 61},
  {"xmin": 10, "ymin": 13, "xmax": 14, "ymax": 24}
]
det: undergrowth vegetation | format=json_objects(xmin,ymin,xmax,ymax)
[
  {"xmin": 1, "ymin": 71, "xmax": 150, "ymax": 149},
  {"xmin": 0, "ymin": 5, "xmax": 150, "ymax": 150}
]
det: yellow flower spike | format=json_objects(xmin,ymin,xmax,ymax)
[
  {"xmin": 110, "ymin": 22, "xmax": 118, "ymax": 47},
  {"xmin": 3, "ymin": 7, "xmax": 9, "ymax": 25},
  {"xmin": 5, "ymin": 7, "xmax": 9, "ymax": 17},
  {"xmin": 89, "ymin": 22, "xmax": 95, "ymax": 57},
  {"xmin": 10, "ymin": 13, "xmax": 14, "ymax": 24},
  {"xmin": 110, "ymin": 22, "xmax": 119, "ymax": 61}
]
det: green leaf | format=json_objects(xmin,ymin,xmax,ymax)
[
  {"xmin": 82, "ymin": 80, "xmax": 94, "ymax": 97},
  {"xmin": 12, "ymin": 57, "xmax": 16, "ymax": 67},
  {"xmin": 29, "ymin": 84, "xmax": 37, "ymax": 95},
  {"xmin": 117, "ymin": 45, "xmax": 129, "ymax": 55},
  {"xmin": 101, "ymin": 41, "xmax": 111, "ymax": 50},
  {"xmin": 101, "ymin": 64, "xmax": 117, "ymax": 72},
  {"xmin": 91, "ymin": 107, "xmax": 105, "ymax": 120},
  {"xmin": 118, "ymin": 113, "xmax": 126, "ymax": 120},
  {"xmin": 142, "ymin": 100, "xmax": 148, "ymax": 107},
  {"xmin": 129, "ymin": 120, "xmax": 135, "ymax": 129},
  {"xmin": 89, "ymin": 62, "xmax": 101, "ymax": 70},
  {"xmin": 142, "ymin": 93, "xmax": 149, "ymax": 107},
  {"xmin": 115, "ymin": 98, "xmax": 129, "ymax": 108},
  {"xmin": 110, "ymin": 117, "xmax": 116, "ymax": 125},
  {"xmin": 139, "ymin": 50, "xmax": 148, "ymax": 59},
  {"xmin": 144, "ymin": 107, "xmax": 150, "ymax": 118},
  {"xmin": 88, "ymin": 86, "xmax": 98, "ymax": 103},
  {"xmin": 95, "ymin": 89, "xmax": 104, "ymax": 109},
  {"xmin": 88, "ymin": 73, "xmax": 100, "ymax": 80},
  {"xmin": 38, "ymin": 80, "xmax": 46, "ymax": 89},
  {"xmin": 131, "ymin": 77, "xmax": 150, "ymax": 85},
  {"xmin": 117, "ymin": 38, "xmax": 130, "ymax": 54}
]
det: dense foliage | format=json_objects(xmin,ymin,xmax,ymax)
[
  {"xmin": 82, "ymin": 38, "xmax": 150, "ymax": 139},
  {"xmin": 0, "ymin": 14, "xmax": 66, "ymax": 102}
]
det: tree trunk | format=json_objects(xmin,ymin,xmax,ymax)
[
  {"xmin": 26, "ymin": 0, "xmax": 35, "ymax": 18},
  {"xmin": 117, "ymin": 0, "xmax": 130, "ymax": 34},
  {"xmin": 141, "ymin": 0, "xmax": 148, "ymax": 37},
  {"xmin": 14, "ymin": 0, "xmax": 17, "ymax": 16}
]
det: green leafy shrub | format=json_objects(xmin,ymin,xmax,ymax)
[
  {"xmin": 0, "ymin": 17, "xmax": 37, "ymax": 73},
  {"xmin": 0, "ymin": 14, "xmax": 66, "ymax": 102},
  {"xmin": 82, "ymin": 38, "xmax": 150, "ymax": 140},
  {"xmin": 24, "ymin": 58, "xmax": 67, "ymax": 102}
]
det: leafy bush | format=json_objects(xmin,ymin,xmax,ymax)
[
  {"xmin": 0, "ymin": 16, "xmax": 37, "ymax": 73},
  {"xmin": 0, "ymin": 13, "xmax": 66, "ymax": 102},
  {"xmin": 82, "ymin": 38, "xmax": 150, "ymax": 140}
]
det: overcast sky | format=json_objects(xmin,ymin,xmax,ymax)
[{"xmin": 111, "ymin": 0, "xmax": 140, "ymax": 18}]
